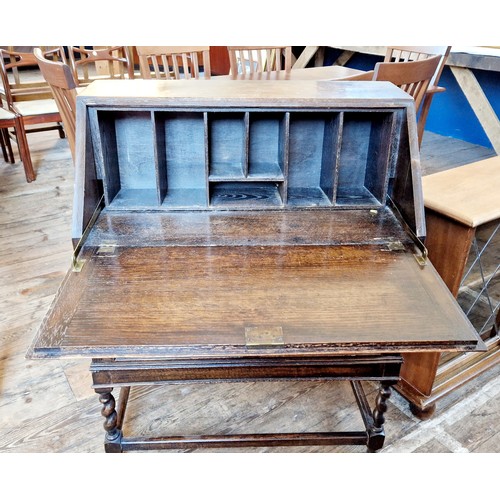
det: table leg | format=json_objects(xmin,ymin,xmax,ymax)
[
  {"xmin": 352, "ymin": 380, "xmax": 395, "ymax": 452},
  {"xmin": 368, "ymin": 383, "xmax": 393, "ymax": 452},
  {"xmin": 116, "ymin": 386, "xmax": 131, "ymax": 430},
  {"xmin": 95, "ymin": 387, "xmax": 123, "ymax": 453}
]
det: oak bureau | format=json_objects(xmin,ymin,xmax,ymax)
[{"xmin": 28, "ymin": 79, "xmax": 484, "ymax": 452}]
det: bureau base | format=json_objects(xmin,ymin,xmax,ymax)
[{"xmin": 90, "ymin": 355, "xmax": 402, "ymax": 453}]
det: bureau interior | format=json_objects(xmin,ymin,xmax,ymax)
[{"xmin": 93, "ymin": 108, "xmax": 397, "ymax": 210}]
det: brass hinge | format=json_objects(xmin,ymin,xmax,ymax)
[
  {"xmin": 72, "ymin": 195, "xmax": 105, "ymax": 272},
  {"xmin": 386, "ymin": 240, "xmax": 405, "ymax": 251},
  {"xmin": 387, "ymin": 196, "xmax": 428, "ymax": 268},
  {"xmin": 245, "ymin": 326, "xmax": 284, "ymax": 348},
  {"xmin": 96, "ymin": 244, "xmax": 117, "ymax": 256}
]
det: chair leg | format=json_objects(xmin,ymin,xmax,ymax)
[
  {"xmin": 1, "ymin": 128, "xmax": 15, "ymax": 163},
  {"xmin": 0, "ymin": 129, "xmax": 8, "ymax": 162},
  {"xmin": 57, "ymin": 122, "xmax": 66, "ymax": 139},
  {"xmin": 14, "ymin": 117, "xmax": 36, "ymax": 182}
]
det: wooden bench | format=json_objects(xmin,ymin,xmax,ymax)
[{"xmin": 397, "ymin": 156, "xmax": 500, "ymax": 417}]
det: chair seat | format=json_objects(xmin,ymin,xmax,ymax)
[
  {"xmin": 0, "ymin": 107, "xmax": 16, "ymax": 121},
  {"xmin": 13, "ymin": 99, "xmax": 60, "ymax": 117}
]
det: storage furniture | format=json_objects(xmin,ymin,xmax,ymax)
[
  {"xmin": 397, "ymin": 156, "xmax": 500, "ymax": 417},
  {"xmin": 28, "ymin": 79, "xmax": 483, "ymax": 452}
]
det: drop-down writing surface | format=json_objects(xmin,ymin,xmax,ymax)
[{"xmin": 30, "ymin": 221, "xmax": 481, "ymax": 359}]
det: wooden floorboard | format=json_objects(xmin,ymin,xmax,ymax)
[{"xmin": 0, "ymin": 127, "xmax": 498, "ymax": 456}]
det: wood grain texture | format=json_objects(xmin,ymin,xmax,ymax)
[
  {"xmin": 86, "ymin": 208, "xmax": 410, "ymax": 247},
  {"xmin": 216, "ymin": 65, "xmax": 363, "ymax": 81},
  {"xmin": 30, "ymin": 241, "xmax": 480, "ymax": 359},
  {"xmin": 76, "ymin": 79, "xmax": 413, "ymax": 108},
  {"xmin": 422, "ymin": 156, "xmax": 500, "ymax": 227}
]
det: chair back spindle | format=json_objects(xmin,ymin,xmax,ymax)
[
  {"xmin": 66, "ymin": 46, "xmax": 134, "ymax": 86},
  {"xmin": 227, "ymin": 46, "xmax": 292, "ymax": 76},
  {"xmin": 373, "ymin": 55, "xmax": 442, "ymax": 114},
  {"xmin": 34, "ymin": 48, "xmax": 78, "ymax": 162},
  {"xmin": 136, "ymin": 46, "xmax": 211, "ymax": 80}
]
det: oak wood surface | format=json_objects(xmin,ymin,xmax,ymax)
[
  {"xmin": 85, "ymin": 207, "xmax": 409, "ymax": 247},
  {"xmin": 31, "ymin": 231, "xmax": 480, "ymax": 359},
  {"xmin": 76, "ymin": 79, "xmax": 412, "ymax": 106}
]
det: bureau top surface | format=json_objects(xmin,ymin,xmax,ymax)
[
  {"xmin": 29, "ymin": 209, "xmax": 482, "ymax": 360},
  {"xmin": 77, "ymin": 79, "xmax": 414, "ymax": 108}
]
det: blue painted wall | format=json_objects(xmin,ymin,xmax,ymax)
[
  {"xmin": 425, "ymin": 68, "xmax": 500, "ymax": 148},
  {"xmin": 319, "ymin": 48, "xmax": 500, "ymax": 148}
]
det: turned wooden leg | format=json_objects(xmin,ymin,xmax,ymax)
[
  {"xmin": 367, "ymin": 383, "xmax": 393, "ymax": 452},
  {"xmin": 96, "ymin": 388, "xmax": 123, "ymax": 453}
]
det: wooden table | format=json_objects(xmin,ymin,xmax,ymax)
[
  {"xmin": 214, "ymin": 65, "xmax": 364, "ymax": 80},
  {"xmin": 28, "ymin": 79, "xmax": 483, "ymax": 452},
  {"xmin": 397, "ymin": 156, "xmax": 500, "ymax": 417}
]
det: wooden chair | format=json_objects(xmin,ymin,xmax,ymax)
[
  {"xmin": 66, "ymin": 46, "xmax": 134, "ymax": 86},
  {"xmin": 338, "ymin": 70, "xmax": 375, "ymax": 81},
  {"xmin": 0, "ymin": 93, "xmax": 14, "ymax": 163},
  {"xmin": 0, "ymin": 106, "xmax": 29, "ymax": 169},
  {"xmin": 227, "ymin": 46, "xmax": 293, "ymax": 77},
  {"xmin": 373, "ymin": 55, "xmax": 442, "ymax": 119},
  {"xmin": 136, "ymin": 46, "xmax": 211, "ymax": 79},
  {"xmin": 384, "ymin": 46, "xmax": 451, "ymax": 146},
  {"xmin": 34, "ymin": 48, "xmax": 78, "ymax": 162},
  {"xmin": 0, "ymin": 47, "xmax": 66, "ymax": 182}
]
